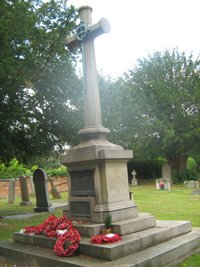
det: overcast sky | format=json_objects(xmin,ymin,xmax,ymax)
[{"xmin": 68, "ymin": 0, "xmax": 200, "ymax": 77}]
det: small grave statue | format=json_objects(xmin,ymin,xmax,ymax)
[{"xmin": 131, "ymin": 170, "xmax": 137, "ymax": 186}]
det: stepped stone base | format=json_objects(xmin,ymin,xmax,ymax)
[{"xmin": 0, "ymin": 215, "xmax": 200, "ymax": 266}]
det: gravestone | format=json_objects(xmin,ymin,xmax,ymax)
[
  {"xmin": 61, "ymin": 6, "xmax": 137, "ymax": 223},
  {"xmin": 8, "ymin": 178, "xmax": 15, "ymax": 204},
  {"xmin": 28, "ymin": 176, "xmax": 35, "ymax": 196},
  {"xmin": 156, "ymin": 178, "xmax": 171, "ymax": 190},
  {"xmin": 131, "ymin": 170, "xmax": 137, "ymax": 186},
  {"xmin": 49, "ymin": 178, "xmax": 61, "ymax": 199},
  {"xmin": 19, "ymin": 176, "xmax": 32, "ymax": 206},
  {"xmin": 184, "ymin": 180, "xmax": 199, "ymax": 188},
  {"xmin": 162, "ymin": 163, "xmax": 172, "ymax": 184},
  {"xmin": 33, "ymin": 168, "xmax": 53, "ymax": 212}
]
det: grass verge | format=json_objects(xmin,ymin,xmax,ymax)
[{"xmin": 0, "ymin": 183, "xmax": 199, "ymax": 266}]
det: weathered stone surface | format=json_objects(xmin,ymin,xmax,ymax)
[
  {"xmin": 19, "ymin": 176, "xmax": 32, "ymax": 206},
  {"xmin": 8, "ymin": 179, "xmax": 15, "ymax": 204},
  {"xmin": 184, "ymin": 180, "xmax": 199, "ymax": 188},
  {"xmin": 33, "ymin": 168, "xmax": 53, "ymax": 212},
  {"xmin": 0, "ymin": 223, "xmax": 200, "ymax": 266}
]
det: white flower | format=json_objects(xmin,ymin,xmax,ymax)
[
  {"xmin": 56, "ymin": 229, "xmax": 68, "ymax": 235},
  {"xmin": 105, "ymin": 233, "xmax": 114, "ymax": 238}
]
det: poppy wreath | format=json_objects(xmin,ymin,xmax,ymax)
[
  {"xmin": 90, "ymin": 233, "xmax": 122, "ymax": 244},
  {"xmin": 22, "ymin": 215, "xmax": 81, "ymax": 257}
]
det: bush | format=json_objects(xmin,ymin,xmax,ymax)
[
  {"xmin": 187, "ymin": 156, "xmax": 197, "ymax": 171},
  {"xmin": 127, "ymin": 158, "xmax": 163, "ymax": 182},
  {"xmin": 0, "ymin": 158, "xmax": 31, "ymax": 179},
  {"xmin": 177, "ymin": 169, "xmax": 198, "ymax": 182},
  {"xmin": 46, "ymin": 165, "xmax": 67, "ymax": 177}
]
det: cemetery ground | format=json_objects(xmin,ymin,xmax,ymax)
[{"xmin": 0, "ymin": 183, "xmax": 200, "ymax": 266}]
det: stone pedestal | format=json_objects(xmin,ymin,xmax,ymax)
[{"xmin": 61, "ymin": 141, "xmax": 138, "ymax": 223}]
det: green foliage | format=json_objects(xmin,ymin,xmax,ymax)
[
  {"xmin": 127, "ymin": 159, "xmax": 163, "ymax": 181},
  {"xmin": 178, "ymin": 169, "xmax": 198, "ymax": 182},
  {"xmin": 46, "ymin": 165, "xmax": 67, "ymax": 177},
  {"xmin": 105, "ymin": 214, "xmax": 112, "ymax": 229},
  {"xmin": 100, "ymin": 49, "xmax": 200, "ymax": 176},
  {"xmin": 0, "ymin": 157, "xmax": 67, "ymax": 178},
  {"xmin": 0, "ymin": 0, "xmax": 82, "ymax": 164},
  {"xmin": 187, "ymin": 156, "xmax": 197, "ymax": 171},
  {"xmin": 0, "ymin": 158, "xmax": 31, "ymax": 178}
]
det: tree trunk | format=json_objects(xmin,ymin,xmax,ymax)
[{"xmin": 168, "ymin": 153, "xmax": 187, "ymax": 178}]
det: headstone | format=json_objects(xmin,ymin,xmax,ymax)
[
  {"xmin": 162, "ymin": 163, "xmax": 172, "ymax": 183},
  {"xmin": 28, "ymin": 176, "xmax": 35, "ymax": 196},
  {"xmin": 184, "ymin": 180, "xmax": 199, "ymax": 188},
  {"xmin": 49, "ymin": 178, "xmax": 61, "ymax": 199},
  {"xmin": 156, "ymin": 178, "xmax": 171, "ymax": 190},
  {"xmin": 19, "ymin": 176, "xmax": 32, "ymax": 206},
  {"xmin": 33, "ymin": 168, "xmax": 54, "ymax": 212},
  {"xmin": 8, "ymin": 178, "xmax": 15, "ymax": 204},
  {"xmin": 191, "ymin": 189, "xmax": 200, "ymax": 195},
  {"xmin": 131, "ymin": 170, "xmax": 137, "ymax": 186}
]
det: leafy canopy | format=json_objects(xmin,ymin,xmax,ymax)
[
  {"xmin": 0, "ymin": 0, "xmax": 83, "ymax": 164},
  {"xmin": 100, "ymin": 49, "xmax": 200, "ymax": 172}
]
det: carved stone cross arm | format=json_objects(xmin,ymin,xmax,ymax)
[
  {"xmin": 66, "ymin": 17, "xmax": 110, "ymax": 50},
  {"xmin": 65, "ymin": 6, "xmax": 111, "ymax": 136}
]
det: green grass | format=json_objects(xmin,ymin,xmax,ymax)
[
  {"xmin": 130, "ymin": 184, "xmax": 200, "ymax": 227},
  {"xmin": 0, "ymin": 183, "xmax": 200, "ymax": 266},
  {"xmin": 130, "ymin": 183, "xmax": 200, "ymax": 266}
]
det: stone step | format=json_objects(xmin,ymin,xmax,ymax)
[
  {"xmin": 13, "ymin": 220, "xmax": 191, "ymax": 261},
  {"xmin": 80, "ymin": 220, "xmax": 191, "ymax": 260},
  {"xmin": 73, "ymin": 212, "xmax": 156, "ymax": 237},
  {"xmin": 0, "ymin": 228, "xmax": 200, "ymax": 267},
  {"xmin": 112, "ymin": 213, "xmax": 156, "ymax": 236}
]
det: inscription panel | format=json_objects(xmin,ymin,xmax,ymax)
[
  {"xmin": 70, "ymin": 169, "xmax": 95, "ymax": 197},
  {"xmin": 70, "ymin": 201, "xmax": 91, "ymax": 217}
]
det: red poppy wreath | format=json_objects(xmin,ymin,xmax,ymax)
[
  {"xmin": 90, "ymin": 233, "xmax": 122, "ymax": 244},
  {"xmin": 21, "ymin": 215, "xmax": 81, "ymax": 257}
]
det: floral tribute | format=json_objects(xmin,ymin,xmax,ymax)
[
  {"xmin": 21, "ymin": 215, "xmax": 81, "ymax": 257},
  {"xmin": 159, "ymin": 182, "xmax": 165, "ymax": 190},
  {"xmin": 90, "ymin": 233, "xmax": 122, "ymax": 244}
]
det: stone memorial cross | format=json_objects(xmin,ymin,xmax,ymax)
[
  {"xmin": 131, "ymin": 170, "xmax": 137, "ymax": 186},
  {"xmin": 62, "ymin": 6, "xmax": 137, "ymax": 224},
  {"xmin": 66, "ymin": 6, "xmax": 110, "ymax": 138}
]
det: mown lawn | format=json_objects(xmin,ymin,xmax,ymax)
[
  {"xmin": 131, "ymin": 182, "xmax": 200, "ymax": 266},
  {"xmin": 0, "ymin": 183, "xmax": 199, "ymax": 266}
]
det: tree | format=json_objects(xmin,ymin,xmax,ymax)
[
  {"xmin": 0, "ymin": 0, "xmax": 83, "ymax": 163},
  {"xmin": 100, "ymin": 49, "xmax": 200, "ymax": 175}
]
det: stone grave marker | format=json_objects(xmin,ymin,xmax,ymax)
[
  {"xmin": 131, "ymin": 170, "xmax": 137, "ymax": 186},
  {"xmin": 184, "ymin": 180, "xmax": 199, "ymax": 188},
  {"xmin": 33, "ymin": 168, "xmax": 53, "ymax": 212},
  {"xmin": 19, "ymin": 176, "xmax": 32, "ymax": 206},
  {"xmin": 156, "ymin": 178, "xmax": 171, "ymax": 190},
  {"xmin": 162, "ymin": 163, "xmax": 172, "ymax": 184},
  {"xmin": 28, "ymin": 176, "xmax": 35, "ymax": 196},
  {"xmin": 0, "ymin": 6, "xmax": 200, "ymax": 267},
  {"xmin": 8, "ymin": 178, "xmax": 15, "ymax": 204},
  {"xmin": 49, "ymin": 178, "xmax": 61, "ymax": 199},
  {"xmin": 61, "ymin": 5, "xmax": 137, "ymax": 223}
]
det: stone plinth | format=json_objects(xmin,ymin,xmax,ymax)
[{"xmin": 61, "ymin": 143, "xmax": 138, "ymax": 223}]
